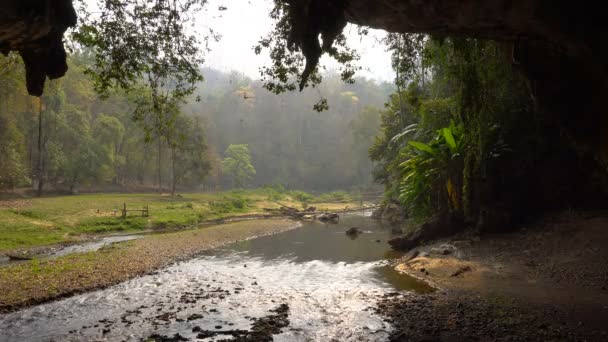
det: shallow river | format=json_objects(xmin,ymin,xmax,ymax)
[{"xmin": 0, "ymin": 212, "xmax": 431, "ymax": 341}]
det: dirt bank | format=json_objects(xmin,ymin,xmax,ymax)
[
  {"xmin": 0, "ymin": 219, "xmax": 299, "ymax": 313},
  {"xmin": 381, "ymin": 210, "xmax": 608, "ymax": 340}
]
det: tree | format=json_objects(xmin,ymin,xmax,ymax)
[
  {"xmin": 221, "ymin": 144, "xmax": 256, "ymax": 188},
  {"xmin": 0, "ymin": 116, "xmax": 29, "ymax": 190},
  {"xmin": 93, "ymin": 114, "xmax": 125, "ymax": 183}
]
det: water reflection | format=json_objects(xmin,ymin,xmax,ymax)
[{"xmin": 222, "ymin": 213, "xmax": 403, "ymax": 263}]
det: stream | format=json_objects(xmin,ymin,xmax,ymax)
[
  {"xmin": 0, "ymin": 235, "xmax": 141, "ymax": 267},
  {"xmin": 0, "ymin": 212, "xmax": 432, "ymax": 341}
]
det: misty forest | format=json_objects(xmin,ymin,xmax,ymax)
[{"xmin": 1, "ymin": 1, "xmax": 607, "ymax": 341}]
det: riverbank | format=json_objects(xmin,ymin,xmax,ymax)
[
  {"xmin": 380, "ymin": 210, "xmax": 608, "ymax": 340},
  {"xmin": 0, "ymin": 219, "xmax": 299, "ymax": 313},
  {"xmin": 0, "ymin": 190, "xmax": 359, "ymax": 252}
]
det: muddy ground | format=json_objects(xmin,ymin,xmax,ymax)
[{"xmin": 382, "ymin": 210, "xmax": 608, "ymax": 341}]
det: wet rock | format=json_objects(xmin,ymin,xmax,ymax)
[
  {"xmin": 389, "ymin": 216, "xmax": 460, "ymax": 252},
  {"xmin": 192, "ymin": 305, "xmax": 289, "ymax": 342},
  {"xmin": 318, "ymin": 213, "xmax": 339, "ymax": 223},
  {"xmin": 451, "ymin": 266, "xmax": 472, "ymax": 277},
  {"xmin": 155, "ymin": 312, "xmax": 176, "ymax": 322},
  {"xmin": 345, "ymin": 227, "xmax": 361, "ymax": 236},
  {"xmin": 430, "ymin": 243, "xmax": 457, "ymax": 256},
  {"xmin": 146, "ymin": 333, "xmax": 188, "ymax": 341},
  {"xmin": 5, "ymin": 251, "xmax": 34, "ymax": 261},
  {"xmin": 406, "ymin": 250, "xmax": 420, "ymax": 261},
  {"xmin": 250, "ymin": 303, "xmax": 290, "ymax": 336},
  {"xmin": 187, "ymin": 313, "xmax": 203, "ymax": 321}
]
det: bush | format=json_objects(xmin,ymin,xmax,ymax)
[
  {"xmin": 208, "ymin": 195, "xmax": 251, "ymax": 213},
  {"xmin": 262, "ymin": 184, "xmax": 287, "ymax": 201},
  {"xmin": 289, "ymin": 190, "xmax": 314, "ymax": 203}
]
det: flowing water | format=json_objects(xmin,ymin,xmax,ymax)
[
  {"xmin": 0, "ymin": 212, "xmax": 432, "ymax": 341},
  {"xmin": 0, "ymin": 235, "xmax": 141, "ymax": 267}
]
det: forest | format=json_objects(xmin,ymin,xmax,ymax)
[{"xmin": 0, "ymin": 53, "xmax": 391, "ymax": 195}]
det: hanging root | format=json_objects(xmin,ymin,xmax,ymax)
[{"xmin": 285, "ymin": 0, "xmax": 347, "ymax": 90}]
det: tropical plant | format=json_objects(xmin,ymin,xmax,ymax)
[{"xmin": 398, "ymin": 121, "xmax": 465, "ymax": 219}]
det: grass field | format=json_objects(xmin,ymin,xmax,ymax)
[{"xmin": 0, "ymin": 189, "xmax": 360, "ymax": 252}]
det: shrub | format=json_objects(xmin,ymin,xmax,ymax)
[
  {"xmin": 262, "ymin": 184, "xmax": 286, "ymax": 201},
  {"xmin": 208, "ymin": 195, "xmax": 251, "ymax": 213},
  {"xmin": 289, "ymin": 190, "xmax": 314, "ymax": 203}
]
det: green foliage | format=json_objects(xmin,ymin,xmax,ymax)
[
  {"xmin": 208, "ymin": 195, "xmax": 251, "ymax": 214},
  {"xmin": 289, "ymin": 190, "xmax": 314, "ymax": 203},
  {"xmin": 221, "ymin": 144, "xmax": 256, "ymax": 188},
  {"xmin": 0, "ymin": 53, "xmax": 212, "ymax": 192},
  {"xmin": 398, "ymin": 122, "xmax": 465, "ymax": 219},
  {"xmin": 372, "ymin": 36, "xmax": 535, "ymax": 223},
  {"xmin": 316, "ymin": 191, "xmax": 352, "ymax": 202},
  {"xmin": 72, "ymin": 0, "xmax": 210, "ymax": 101},
  {"xmin": 262, "ymin": 184, "xmax": 287, "ymax": 201}
]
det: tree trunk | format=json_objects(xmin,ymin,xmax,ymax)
[
  {"xmin": 140, "ymin": 144, "xmax": 147, "ymax": 185},
  {"xmin": 171, "ymin": 145, "xmax": 176, "ymax": 196},
  {"xmin": 157, "ymin": 135, "xmax": 162, "ymax": 194}
]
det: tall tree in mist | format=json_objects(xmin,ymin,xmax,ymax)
[{"xmin": 221, "ymin": 144, "xmax": 256, "ymax": 188}]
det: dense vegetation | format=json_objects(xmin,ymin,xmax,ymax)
[
  {"xmin": 369, "ymin": 36, "xmax": 607, "ymax": 227},
  {"xmin": 0, "ymin": 53, "xmax": 210, "ymax": 194}
]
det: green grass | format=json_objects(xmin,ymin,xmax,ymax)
[
  {"xmin": 0, "ymin": 190, "xmax": 360, "ymax": 252},
  {"xmin": 0, "ymin": 192, "xmax": 258, "ymax": 251}
]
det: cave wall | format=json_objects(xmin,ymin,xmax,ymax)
[{"xmin": 0, "ymin": 0, "xmax": 76, "ymax": 96}]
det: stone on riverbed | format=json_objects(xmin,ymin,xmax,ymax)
[
  {"xmin": 346, "ymin": 227, "xmax": 362, "ymax": 236},
  {"xmin": 318, "ymin": 213, "xmax": 339, "ymax": 223}
]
